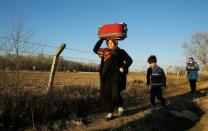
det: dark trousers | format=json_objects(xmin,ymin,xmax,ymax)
[
  {"xmin": 189, "ymin": 80, "xmax": 196, "ymax": 93},
  {"xmin": 150, "ymin": 85, "xmax": 166, "ymax": 107}
]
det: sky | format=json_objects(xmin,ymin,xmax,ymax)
[{"xmin": 0, "ymin": 0, "xmax": 208, "ymax": 71}]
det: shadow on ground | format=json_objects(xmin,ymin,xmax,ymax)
[{"xmin": 101, "ymin": 88, "xmax": 208, "ymax": 131}]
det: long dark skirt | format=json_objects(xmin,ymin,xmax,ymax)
[
  {"xmin": 100, "ymin": 60, "xmax": 126, "ymax": 113},
  {"xmin": 100, "ymin": 77, "xmax": 125, "ymax": 113}
]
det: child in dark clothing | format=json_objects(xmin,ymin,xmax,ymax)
[{"xmin": 146, "ymin": 55, "xmax": 166, "ymax": 112}]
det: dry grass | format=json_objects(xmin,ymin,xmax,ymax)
[
  {"xmin": 0, "ymin": 70, "xmax": 207, "ymax": 130},
  {"xmin": 0, "ymin": 71, "xmax": 99, "ymax": 129},
  {"xmin": 198, "ymin": 73, "xmax": 208, "ymax": 81}
]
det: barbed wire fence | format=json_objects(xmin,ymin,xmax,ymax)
[
  {"xmin": 0, "ymin": 36, "xmax": 103, "ymax": 93},
  {"xmin": 0, "ymin": 35, "xmax": 187, "ymax": 92}
]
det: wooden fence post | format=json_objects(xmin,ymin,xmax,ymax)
[{"xmin": 47, "ymin": 43, "xmax": 66, "ymax": 93}]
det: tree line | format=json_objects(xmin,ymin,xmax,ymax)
[{"xmin": 0, "ymin": 54, "xmax": 99, "ymax": 72}]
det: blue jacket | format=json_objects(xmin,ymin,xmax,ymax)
[{"xmin": 186, "ymin": 62, "xmax": 199, "ymax": 80}]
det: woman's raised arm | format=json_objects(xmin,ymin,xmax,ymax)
[{"xmin": 93, "ymin": 39, "xmax": 103, "ymax": 54}]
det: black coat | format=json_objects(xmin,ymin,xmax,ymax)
[{"xmin": 93, "ymin": 39, "xmax": 133, "ymax": 103}]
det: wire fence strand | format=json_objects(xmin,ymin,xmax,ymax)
[
  {"xmin": 0, "ymin": 35, "xmax": 94, "ymax": 55},
  {"xmin": 0, "ymin": 35, "xmax": 184, "ymax": 72}
]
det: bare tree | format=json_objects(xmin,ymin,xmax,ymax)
[
  {"xmin": 2, "ymin": 16, "xmax": 33, "ymax": 89},
  {"xmin": 7, "ymin": 17, "xmax": 33, "ymax": 57},
  {"xmin": 166, "ymin": 65, "xmax": 172, "ymax": 74},
  {"xmin": 182, "ymin": 32, "xmax": 208, "ymax": 67}
]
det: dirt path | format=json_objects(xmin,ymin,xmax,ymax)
[
  {"xmin": 189, "ymin": 82, "xmax": 208, "ymax": 131},
  {"xmin": 31, "ymin": 80, "xmax": 207, "ymax": 130},
  {"xmin": 66, "ymin": 81, "xmax": 208, "ymax": 131}
]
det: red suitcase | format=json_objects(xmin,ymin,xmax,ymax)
[{"xmin": 98, "ymin": 22, "xmax": 127, "ymax": 40}]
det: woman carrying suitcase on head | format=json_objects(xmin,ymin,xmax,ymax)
[{"xmin": 93, "ymin": 38, "xmax": 132, "ymax": 121}]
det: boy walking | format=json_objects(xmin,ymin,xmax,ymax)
[{"xmin": 146, "ymin": 55, "xmax": 166, "ymax": 111}]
